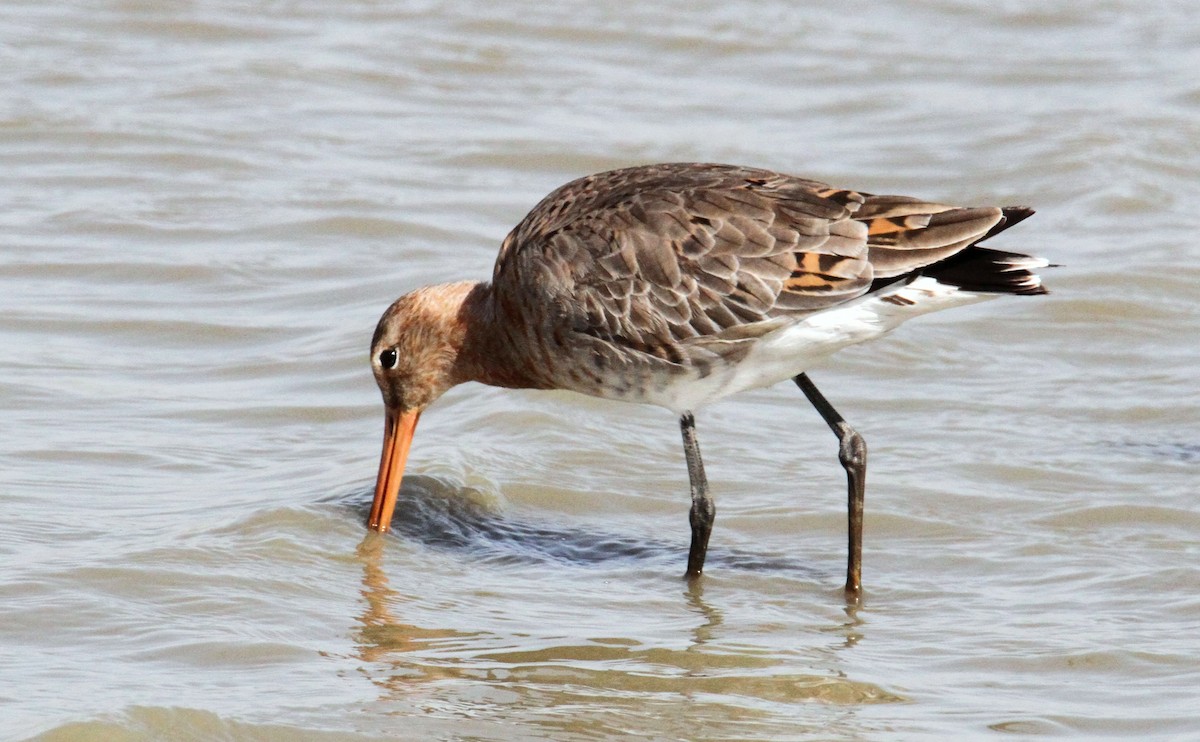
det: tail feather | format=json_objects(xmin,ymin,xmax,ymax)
[
  {"xmin": 927, "ymin": 205, "xmax": 1048, "ymax": 295},
  {"xmin": 867, "ymin": 205, "xmax": 1050, "ymax": 296},
  {"xmin": 923, "ymin": 246, "xmax": 1049, "ymax": 295}
]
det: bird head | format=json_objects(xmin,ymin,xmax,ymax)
[{"xmin": 367, "ymin": 281, "xmax": 476, "ymax": 532}]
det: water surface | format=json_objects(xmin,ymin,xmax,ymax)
[{"xmin": 3, "ymin": 1, "xmax": 1199, "ymax": 739}]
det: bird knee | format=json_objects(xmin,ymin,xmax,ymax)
[
  {"xmin": 689, "ymin": 498, "xmax": 716, "ymax": 532},
  {"xmin": 838, "ymin": 428, "xmax": 867, "ymax": 472}
]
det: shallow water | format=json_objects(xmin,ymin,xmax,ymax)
[{"xmin": 3, "ymin": 1, "xmax": 1199, "ymax": 739}]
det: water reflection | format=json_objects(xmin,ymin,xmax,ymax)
[
  {"xmin": 839, "ymin": 603, "xmax": 865, "ymax": 651},
  {"xmin": 683, "ymin": 578, "xmax": 723, "ymax": 650},
  {"xmin": 349, "ymin": 483, "xmax": 903, "ymax": 719},
  {"xmin": 353, "ymin": 534, "xmax": 475, "ymax": 670},
  {"xmin": 337, "ymin": 475, "xmax": 824, "ymax": 575}
]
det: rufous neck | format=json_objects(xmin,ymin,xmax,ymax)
[{"xmin": 452, "ymin": 281, "xmax": 547, "ymax": 390}]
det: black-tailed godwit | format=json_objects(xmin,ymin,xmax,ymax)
[{"xmin": 367, "ymin": 163, "xmax": 1048, "ymax": 598}]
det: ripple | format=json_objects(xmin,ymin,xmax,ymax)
[
  {"xmin": 323, "ymin": 479, "xmax": 820, "ymax": 575},
  {"xmin": 6, "ymin": 0, "xmax": 1200, "ymax": 739}
]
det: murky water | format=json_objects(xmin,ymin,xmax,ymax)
[{"xmin": 3, "ymin": 1, "xmax": 1198, "ymax": 739}]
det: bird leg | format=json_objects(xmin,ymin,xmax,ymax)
[
  {"xmin": 680, "ymin": 412, "xmax": 714, "ymax": 579},
  {"xmin": 792, "ymin": 373, "xmax": 866, "ymax": 601}
]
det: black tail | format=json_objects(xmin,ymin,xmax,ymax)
[
  {"xmin": 870, "ymin": 206, "xmax": 1049, "ymax": 295},
  {"xmin": 923, "ymin": 246, "xmax": 1048, "ymax": 295}
]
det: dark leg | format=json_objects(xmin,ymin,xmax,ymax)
[
  {"xmin": 793, "ymin": 373, "xmax": 866, "ymax": 601},
  {"xmin": 680, "ymin": 412, "xmax": 714, "ymax": 578}
]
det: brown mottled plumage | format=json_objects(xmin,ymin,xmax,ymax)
[{"xmin": 367, "ymin": 163, "xmax": 1048, "ymax": 598}]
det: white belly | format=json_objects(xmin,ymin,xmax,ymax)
[{"xmin": 644, "ymin": 277, "xmax": 997, "ymax": 413}]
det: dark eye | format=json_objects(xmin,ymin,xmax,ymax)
[{"xmin": 379, "ymin": 348, "xmax": 398, "ymax": 369}]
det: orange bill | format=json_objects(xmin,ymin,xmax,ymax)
[{"xmin": 368, "ymin": 408, "xmax": 420, "ymax": 532}]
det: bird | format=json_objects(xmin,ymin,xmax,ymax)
[{"xmin": 366, "ymin": 162, "xmax": 1049, "ymax": 598}]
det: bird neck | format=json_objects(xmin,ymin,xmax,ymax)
[{"xmin": 450, "ymin": 280, "xmax": 549, "ymax": 391}]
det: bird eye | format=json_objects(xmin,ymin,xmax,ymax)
[{"xmin": 379, "ymin": 348, "xmax": 398, "ymax": 369}]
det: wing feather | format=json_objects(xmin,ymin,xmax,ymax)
[{"xmin": 492, "ymin": 163, "xmax": 1026, "ymax": 367}]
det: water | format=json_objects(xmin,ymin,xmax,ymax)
[{"xmin": 3, "ymin": 1, "xmax": 1198, "ymax": 739}]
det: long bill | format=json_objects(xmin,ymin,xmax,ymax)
[{"xmin": 368, "ymin": 408, "xmax": 420, "ymax": 532}]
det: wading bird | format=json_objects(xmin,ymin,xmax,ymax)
[{"xmin": 366, "ymin": 163, "xmax": 1048, "ymax": 598}]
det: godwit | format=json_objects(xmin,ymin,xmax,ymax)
[{"xmin": 367, "ymin": 163, "xmax": 1048, "ymax": 597}]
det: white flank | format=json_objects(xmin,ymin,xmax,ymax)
[{"xmin": 651, "ymin": 277, "xmax": 995, "ymax": 413}]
